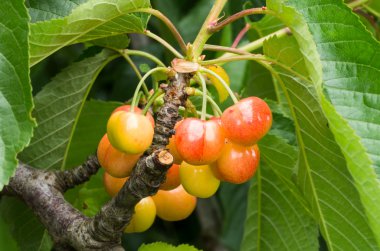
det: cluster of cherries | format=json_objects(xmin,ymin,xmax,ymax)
[{"xmin": 97, "ymin": 93, "xmax": 272, "ymax": 233}]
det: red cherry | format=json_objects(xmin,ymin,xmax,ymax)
[
  {"xmin": 175, "ymin": 118, "xmax": 225, "ymax": 165},
  {"xmin": 211, "ymin": 141, "xmax": 260, "ymax": 184},
  {"xmin": 221, "ymin": 97, "xmax": 272, "ymax": 145}
]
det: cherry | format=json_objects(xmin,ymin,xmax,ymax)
[
  {"xmin": 211, "ymin": 141, "xmax": 260, "ymax": 184},
  {"xmin": 221, "ymin": 97, "xmax": 272, "ymax": 145},
  {"xmin": 160, "ymin": 164, "xmax": 181, "ymax": 191},
  {"xmin": 166, "ymin": 120, "xmax": 183, "ymax": 165},
  {"xmin": 175, "ymin": 118, "xmax": 225, "ymax": 165},
  {"xmin": 107, "ymin": 110, "xmax": 154, "ymax": 154},
  {"xmin": 103, "ymin": 172, "xmax": 128, "ymax": 197},
  {"xmin": 180, "ymin": 162, "xmax": 220, "ymax": 198},
  {"xmin": 152, "ymin": 185, "xmax": 196, "ymax": 221},
  {"xmin": 97, "ymin": 134, "xmax": 141, "ymax": 178},
  {"xmin": 112, "ymin": 105, "xmax": 155, "ymax": 127},
  {"xmin": 124, "ymin": 196, "xmax": 156, "ymax": 233}
]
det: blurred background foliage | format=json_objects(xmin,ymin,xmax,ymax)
[{"xmin": 2, "ymin": 0, "xmax": 380, "ymax": 250}]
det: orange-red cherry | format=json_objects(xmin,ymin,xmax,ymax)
[
  {"xmin": 160, "ymin": 164, "xmax": 181, "ymax": 191},
  {"xmin": 221, "ymin": 97, "xmax": 272, "ymax": 145},
  {"xmin": 152, "ymin": 185, "xmax": 196, "ymax": 221},
  {"xmin": 211, "ymin": 141, "xmax": 260, "ymax": 184},
  {"xmin": 175, "ymin": 118, "xmax": 225, "ymax": 165},
  {"xmin": 103, "ymin": 172, "xmax": 128, "ymax": 197},
  {"xmin": 167, "ymin": 121, "xmax": 183, "ymax": 165},
  {"xmin": 97, "ymin": 134, "xmax": 141, "ymax": 178}
]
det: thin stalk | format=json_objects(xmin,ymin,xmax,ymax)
[
  {"xmin": 131, "ymin": 67, "xmax": 168, "ymax": 111},
  {"xmin": 232, "ymin": 23, "xmax": 251, "ymax": 48},
  {"xmin": 142, "ymin": 89, "xmax": 164, "ymax": 115},
  {"xmin": 135, "ymin": 8, "xmax": 187, "ymax": 53},
  {"xmin": 121, "ymin": 53, "xmax": 149, "ymax": 96},
  {"xmin": 121, "ymin": 49, "xmax": 166, "ymax": 67},
  {"xmin": 199, "ymin": 67, "xmax": 238, "ymax": 104},
  {"xmin": 192, "ymin": 89, "xmax": 223, "ymax": 116},
  {"xmin": 348, "ymin": 0, "xmax": 369, "ymax": 8},
  {"xmin": 219, "ymin": 28, "xmax": 290, "ymax": 58},
  {"xmin": 192, "ymin": 0, "xmax": 228, "ymax": 60},
  {"xmin": 197, "ymin": 73, "xmax": 208, "ymax": 120},
  {"xmin": 203, "ymin": 44, "xmax": 251, "ymax": 55},
  {"xmin": 209, "ymin": 7, "xmax": 271, "ymax": 32},
  {"xmin": 201, "ymin": 54, "xmax": 271, "ymax": 66},
  {"xmin": 144, "ymin": 30, "xmax": 184, "ymax": 59}
]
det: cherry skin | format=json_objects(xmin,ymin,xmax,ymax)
[
  {"xmin": 175, "ymin": 118, "xmax": 225, "ymax": 165},
  {"xmin": 152, "ymin": 185, "xmax": 197, "ymax": 221},
  {"xmin": 103, "ymin": 172, "xmax": 128, "ymax": 197},
  {"xmin": 221, "ymin": 97, "xmax": 272, "ymax": 145},
  {"xmin": 107, "ymin": 111, "xmax": 154, "ymax": 154},
  {"xmin": 160, "ymin": 164, "xmax": 181, "ymax": 191},
  {"xmin": 112, "ymin": 105, "xmax": 155, "ymax": 127},
  {"xmin": 211, "ymin": 141, "xmax": 260, "ymax": 184},
  {"xmin": 124, "ymin": 197, "xmax": 156, "ymax": 233},
  {"xmin": 179, "ymin": 162, "xmax": 220, "ymax": 198},
  {"xmin": 166, "ymin": 121, "xmax": 183, "ymax": 165},
  {"xmin": 97, "ymin": 134, "xmax": 141, "ymax": 178},
  {"xmin": 204, "ymin": 65, "xmax": 231, "ymax": 103}
]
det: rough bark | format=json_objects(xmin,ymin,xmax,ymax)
[{"xmin": 1, "ymin": 73, "xmax": 191, "ymax": 250}]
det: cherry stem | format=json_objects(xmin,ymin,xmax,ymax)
[
  {"xmin": 191, "ymin": 88, "xmax": 223, "ymax": 116},
  {"xmin": 135, "ymin": 8, "xmax": 187, "ymax": 54},
  {"xmin": 120, "ymin": 49, "xmax": 166, "ymax": 67},
  {"xmin": 121, "ymin": 53, "xmax": 149, "ymax": 96},
  {"xmin": 208, "ymin": 7, "xmax": 271, "ymax": 33},
  {"xmin": 197, "ymin": 72, "xmax": 208, "ymax": 120},
  {"xmin": 130, "ymin": 67, "xmax": 168, "ymax": 112},
  {"xmin": 199, "ymin": 67, "xmax": 238, "ymax": 104},
  {"xmin": 179, "ymin": 107, "xmax": 213, "ymax": 119},
  {"xmin": 144, "ymin": 30, "xmax": 184, "ymax": 59},
  {"xmin": 219, "ymin": 28, "xmax": 290, "ymax": 59},
  {"xmin": 192, "ymin": 0, "xmax": 228, "ymax": 60},
  {"xmin": 232, "ymin": 23, "xmax": 251, "ymax": 48},
  {"xmin": 142, "ymin": 89, "xmax": 164, "ymax": 115},
  {"xmin": 348, "ymin": 0, "xmax": 369, "ymax": 8},
  {"xmin": 203, "ymin": 44, "xmax": 251, "ymax": 55}
]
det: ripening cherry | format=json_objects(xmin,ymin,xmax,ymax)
[
  {"xmin": 211, "ymin": 141, "xmax": 260, "ymax": 184},
  {"xmin": 179, "ymin": 162, "xmax": 220, "ymax": 198},
  {"xmin": 103, "ymin": 172, "xmax": 128, "ymax": 197},
  {"xmin": 112, "ymin": 105, "xmax": 155, "ymax": 127},
  {"xmin": 221, "ymin": 97, "xmax": 272, "ymax": 146},
  {"xmin": 97, "ymin": 134, "xmax": 141, "ymax": 178},
  {"xmin": 124, "ymin": 197, "xmax": 156, "ymax": 233},
  {"xmin": 175, "ymin": 118, "xmax": 225, "ymax": 165},
  {"xmin": 107, "ymin": 110, "xmax": 154, "ymax": 154},
  {"xmin": 166, "ymin": 120, "xmax": 183, "ymax": 165},
  {"xmin": 159, "ymin": 164, "xmax": 181, "ymax": 191},
  {"xmin": 152, "ymin": 185, "xmax": 196, "ymax": 221}
]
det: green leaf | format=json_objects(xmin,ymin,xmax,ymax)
[
  {"xmin": 65, "ymin": 100, "xmax": 122, "ymax": 168},
  {"xmin": 138, "ymin": 242, "xmax": 201, "ymax": 251},
  {"xmin": 269, "ymin": 0, "xmax": 380, "ymax": 247},
  {"xmin": 218, "ymin": 182, "xmax": 249, "ymax": 251},
  {"xmin": 19, "ymin": 50, "xmax": 119, "ymax": 170},
  {"xmin": 0, "ymin": 198, "xmax": 53, "ymax": 251},
  {"xmin": 29, "ymin": 0, "xmax": 150, "ymax": 66},
  {"xmin": 242, "ymin": 134, "xmax": 318, "ymax": 251},
  {"xmin": 27, "ymin": 0, "xmax": 87, "ymax": 22},
  {"xmin": 263, "ymin": 31, "xmax": 380, "ymax": 249},
  {"xmin": 88, "ymin": 34, "xmax": 130, "ymax": 49},
  {"xmin": 0, "ymin": 0, "xmax": 35, "ymax": 189},
  {"xmin": 0, "ymin": 215, "xmax": 18, "ymax": 251}
]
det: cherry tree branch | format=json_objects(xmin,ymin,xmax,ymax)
[{"xmin": 1, "ymin": 73, "xmax": 191, "ymax": 250}]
